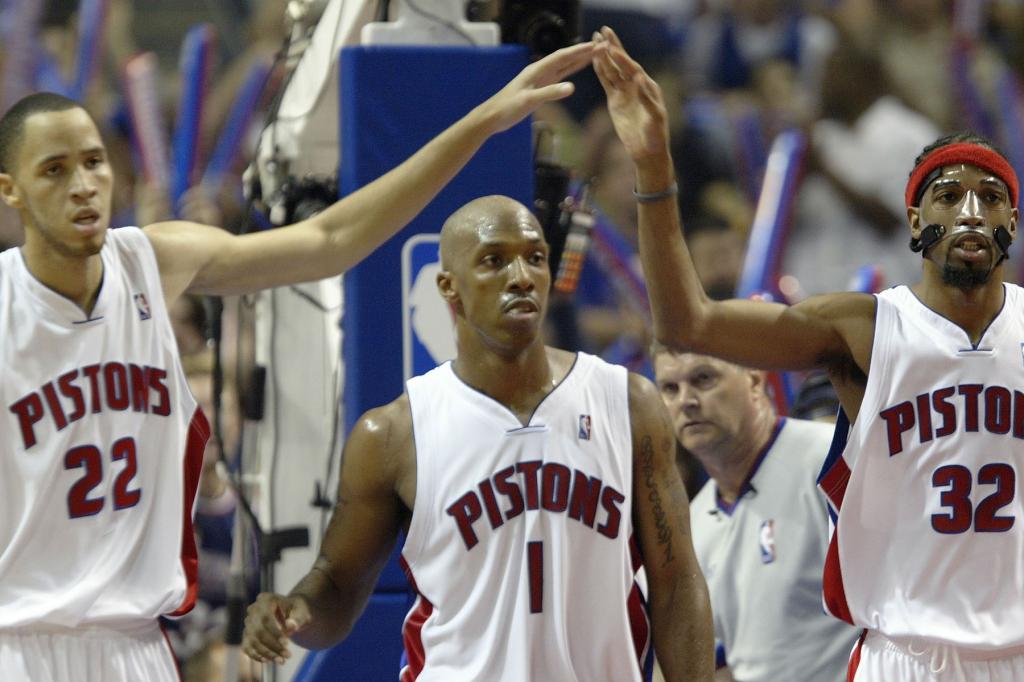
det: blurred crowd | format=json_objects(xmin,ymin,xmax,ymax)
[{"xmin": 3, "ymin": 0, "xmax": 1024, "ymax": 679}]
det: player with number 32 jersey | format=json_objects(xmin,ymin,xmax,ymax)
[{"xmin": 819, "ymin": 284, "xmax": 1024, "ymax": 648}]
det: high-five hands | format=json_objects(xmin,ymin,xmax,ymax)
[
  {"xmin": 593, "ymin": 26, "xmax": 671, "ymax": 165},
  {"xmin": 477, "ymin": 40, "xmax": 596, "ymax": 134}
]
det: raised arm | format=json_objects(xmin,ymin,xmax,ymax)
[
  {"xmin": 629, "ymin": 373, "xmax": 714, "ymax": 681},
  {"xmin": 147, "ymin": 41, "xmax": 596, "ymax": 305},
  {"xmin": 593, "ymin": 28, "xmax": 872, "ymax": 374},
  {"xmin": 242, "ymin": 397, "xmax": 412, "ymax": 662}
]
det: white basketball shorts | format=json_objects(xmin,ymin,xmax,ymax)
[
  {"xmin": 850, "ymin": 630, "xmax": 1024, "ymax": 682},
  {"xmin": 0, "ymin": 621, "xmax": 179, "ymax": 682}
]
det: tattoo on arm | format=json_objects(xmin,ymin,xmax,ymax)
[{"xmin": 641, "ymin": 434, "xmax": 675, "ymax": 568}]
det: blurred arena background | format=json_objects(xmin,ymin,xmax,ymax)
[{"xmin": 2, "ymin": 0, "xmax": 1022, "ymax": 679}]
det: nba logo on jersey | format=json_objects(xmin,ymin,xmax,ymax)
[
  {"xmin": 133, "ymin": 293, "xmax": 151, "ymax": 320},
  {"xmin": 578, "ymin": 414, "xmax": 591, "ymax": 440},
  {"xmin": 759, "ymin": 519, "xmax": 776, "ymax": 564}
]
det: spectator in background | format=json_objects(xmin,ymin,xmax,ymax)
[
  {"xmin": 681, "ymin": 0, "xmax": 836, "ymax": 105},
  {"xmin": 785, "ymin": 40, "xmax": 939, "ymax": 294},
  {"xmin": 868, "ymin": 0, "xmax": 1015, "ymax": 134},
  {"xmin": 685, "ymin": 215, "xmax": 745, "ymax": 301},
  {"xmin": 653, "ymin": 347, "xmax": 859, "ymax": 682}
]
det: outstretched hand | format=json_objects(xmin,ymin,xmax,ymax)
[
  {"xmin": 593, "ymin": 27, "xmax": 671, "ymax": 165},
  {"xmin": 242, "ymin": 592, "xmax": 313, "ymax": 665},
  {"xmin": 477, "ymin": 40, "xmax": 596, "ymax": 134}
]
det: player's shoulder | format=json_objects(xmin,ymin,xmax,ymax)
[
  {"xmin": 1004, "ymin": 281, "xmax": 1024, "ymax": 306},
  {"xmin": 356, "ymin": 394, "xmax": 412, "ymax": 442},
  {"xmin": 105, "ymin": 225, "xmax": 145, "ymax": 248},
  {"xmin": 791, "ymin": 290, "xmax": 876, "ymax": 321},
  {"xmin": 349, "ymin": 394, "xmax": 414, "ymax": 479},
  {"xmin": 102, "ymin": 226, "xmax": 156, "ymax": 268},
  {"xmin": 626, "ymin": 370, "xmax": 659, "ymax": 402}
]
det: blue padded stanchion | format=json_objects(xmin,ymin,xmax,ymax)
[{"xmin": 294, "ymin": 593, "xmax": 411, "ymax": 681}]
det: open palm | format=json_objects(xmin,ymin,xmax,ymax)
[
  {"xmin": 593, "ymin": 27, "xmax": 670, "ymax": 164},
  {"xmin": 481, "ymin": 41, "xmax": 596, "ymax": 134}
]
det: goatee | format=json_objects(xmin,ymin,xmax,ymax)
[{"xmin": 941, "ymin": 262, "xmax": 990, "ymax": 290}]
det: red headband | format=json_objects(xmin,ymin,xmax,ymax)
[{"xmin": 905, "ymin": 142, "xmax": 1019, "ymax": 209}]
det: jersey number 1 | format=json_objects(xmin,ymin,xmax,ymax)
[
  {"xmin": 65, "ymin": 437, "xmax": 143, "ymax": 519},
  {"xmin": 528, "ymin": 541, "xmax": 543, "ymax": 614}
]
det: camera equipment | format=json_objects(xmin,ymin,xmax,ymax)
[
  {"xmin": 498, "ymin": 0, "xmax": 580, "ymax": 60},
  {"xmin": 532, "ymin": 124, "xmax": 592, "ymax": 289},
  {"xmin": 281, "ymin": 174, "xmax": 338, "ymax": 223}
]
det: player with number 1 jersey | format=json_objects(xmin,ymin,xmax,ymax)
[
  {"xmin": 0, "ymin": 227, "xmax": 207, "ymax": 676},
  {"xmin": 402, "ymin": 353, "xmax": 648, "ymax": 681}
]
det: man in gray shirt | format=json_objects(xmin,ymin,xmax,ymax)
[{"xmin": 654, "ymin": 348, "xmax": 858, "ymax": 681}]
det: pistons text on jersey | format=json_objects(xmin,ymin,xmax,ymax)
[
  {"xmin": 9, "ymin": 361, "xmax": 172, "ymax": 450},
  {"xmin": 446, "ymin": 459, "xmax": 626, "ymax": 550}
]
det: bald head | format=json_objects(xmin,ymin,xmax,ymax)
[{"xmin": 439, "ymin": 195, "xmax": 541, "ymax": 270}]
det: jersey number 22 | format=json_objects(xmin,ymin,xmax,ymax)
[{"xmin": 64, "ymin": 437, "xmax": 143, "ymax": 518}]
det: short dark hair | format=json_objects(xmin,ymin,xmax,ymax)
[
  {"xmin": 0, "ymin": 92, "xmax": 81, "ymax": 173},
  {"xmin": 911, "ymin": 131, "xmax": 1005, "ymax": 175}
]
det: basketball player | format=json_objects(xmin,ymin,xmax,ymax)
[
  {"xmin": 241, "ymin": 195, "xmax": 715, "ymax": 681},
  {"xmin": 653, "ymin": 348, "xmax": 858, "ymax": 681},
  {"xmin": 595, "ymin": 26, "xmax": 1024, "ymax": 682},
  {"xmin": 0, "ymin": 41, "xmax": 597, "ymax": 681}
]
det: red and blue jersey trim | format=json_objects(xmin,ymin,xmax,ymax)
[
  {"xmin": 817, "ymin": 409, "xmax": 854, "ymax": 625},
  {"xmin": 399, "ymin": 555, "xmax": 432, "ymax": 681},
  {"xmin": 628, "ymin": 535, "xmax": 654, "ymax": 681},
  {"xmin": 167, "ymin": 407, "xmax": 209, "ymax": 617}
]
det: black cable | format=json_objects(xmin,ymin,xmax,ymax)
[
  {"xmin": 208, "ymin": 294, "xmax": 267, "ymax": 655},
  {"xmin": 318, "ymin": 362, "xmax": 344, "ymax": 540},
  {"xmin": 287, "ymin": 284, "xmax": 341, "ymax": 312}
]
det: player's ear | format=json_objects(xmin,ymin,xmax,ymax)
[
  {"xmin": 907, "ymin": 205, "xmax": 922, "ymax": 239},
  {"xmin": 748, "ymin": 369, "xmax": 767, "ymax": 397},
  {"xmin": 436, "ymin": 269, "xmax": 458, "ymax": 303},
  {"xmin": 1008, "ymin": 207, "xmax": 1018, "ymax": 242},
  {"xmin": 0, "ymin": 172, "xmax": 22, "ymax": 209}
]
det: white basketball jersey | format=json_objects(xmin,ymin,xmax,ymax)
[
  {"xmin": 0, "ymin": 227, "xmax": 208, "ymax": 630},
  {"xmin": 819, "ymin": 284, "xmax": 1024, "ymax": 648},
  {"xmin": 401, "ymin": 353, "xmax": 650, "ymax": 681}
]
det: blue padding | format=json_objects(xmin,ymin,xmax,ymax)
[
  {"xmin": 339, "ymin": 44, "xmax": 532, "ymax": 436},
  {"xmin": 294, "ymin": 592, "xmax": 412, "ymax": 682},
  {"xmin": 376, "ymin": 542, "xmax": 408, "ymax": 593}
]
